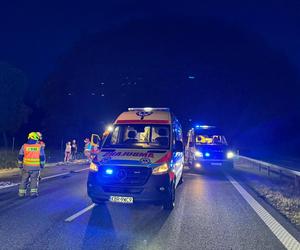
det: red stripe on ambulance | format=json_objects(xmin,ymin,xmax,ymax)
[{"xmin": 116, "ymin": 120, "xmax": 170, "ymax": 124}]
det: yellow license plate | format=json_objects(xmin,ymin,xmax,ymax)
[{"xmin": 109, "ymin": 196, "xmax": 134, "ymax": 203}]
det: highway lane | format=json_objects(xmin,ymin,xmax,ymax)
[{"xmin": 0, "ymin": 165, "xmax": 299, "ymax": 250}]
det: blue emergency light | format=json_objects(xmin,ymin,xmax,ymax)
[
  {"xmin": 195, "ymin": 125, "xmax": 216, "ymax": 130},
  {"xmin": 205, "ymin": 152, "xmax": 210, "ymax": 157},
  {"xmin": 105, "ymin": 169, "xmax": 113, "ymax": 175}
]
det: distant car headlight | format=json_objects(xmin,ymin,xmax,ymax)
[
  {"xmin": 152, "ymin": 163, "xmax": 169, "ymax": 175},
  {"xmin": 89, "ymin": 162, "xmax": 99, "ymax": 172},
  {"xmin": 195, "ymin": 151, "xmax": 203, "ymax": 157},
  {"xmin": 226, "ymin": 151, "xmax": 235, "ymax": 159}
]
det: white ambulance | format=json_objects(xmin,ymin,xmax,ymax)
[{"xmin": 87, "ymin": 108, "xmax": 184, "ymax": 210}]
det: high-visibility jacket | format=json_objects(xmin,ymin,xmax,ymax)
[
  {"xmin": 18, "ymin": 140, "xmax": 46, "ymax": 170},
  {"xmin": 23, "ymin": 144, "xmax": 41, "ymax": 167}
]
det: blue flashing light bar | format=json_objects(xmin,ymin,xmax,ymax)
[
  {"xmin": 128, "ymin": 107, "xmax": 170, "ymax": 112},
  {"xmin": 105, "ymin": 169, "xmax": 113, "ymax": 175},
  {"xmin": 205, "ymin": 152, "xmax": 210, "ymax": 157},
  {"xmin": 195, "ymin": 125, "xmax": 216, "ymax": 129}
]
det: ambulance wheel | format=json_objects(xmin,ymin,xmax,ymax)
[
  {"xmin": 163, "ymin": 183, "xmax": 175, "ymax": 210},
  {"xmin": 178, "ymin": 175, "xmax": 184, "ymax": 185}
]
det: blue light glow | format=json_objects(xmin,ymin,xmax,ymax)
[
  {"xmin": 105, "ymin": 169, "xmax": 113, "ymax": 175},
  {"xmin": 200, "ymin": 125, "xmax": 209, "ymax": 129},
  {"xmin": 205, "ymin": 152, "xmax": 210, "ymax": 157},
  {"xmin": 195, "ymin": 125, "xmax": 210, "ymax": 129}
]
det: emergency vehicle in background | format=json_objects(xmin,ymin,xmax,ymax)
[
  {"xmin": 185, "ymin": 125, "xmax": 235, "ymax": 172},
  {"xmin": 87, "ymin": 108, "xmax": 184, "ymax": 210}
]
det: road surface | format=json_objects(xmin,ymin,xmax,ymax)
[{"xmin": 0, "ymin": 163, "xmax": 299, "ymax": 250}]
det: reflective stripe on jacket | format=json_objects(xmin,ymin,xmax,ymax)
[{"xmin": 23, "ymin": 144, "xmax": 41, "ymax": 167}]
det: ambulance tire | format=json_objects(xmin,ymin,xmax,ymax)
[
  {"xmin": 163, "ymin": 182, "xmax": 175, "ymax": 210},
  {"xmin": 178, "ymin": 174, "xmax": 184, "ymax": 185}
]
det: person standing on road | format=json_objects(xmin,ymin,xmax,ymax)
[
  {"xmin": 18, "ymin": 132, "xmax": 45, "ymax": 198},
  {"xmin": 84, "ymin": 138, "xmax": 92, "ymax": 162},
  {"xmin": 71, "ymin": 139, "xmax": 77, "ymax": 161},
  {"xmin": 64, "ymin": 142, "xmax": 72, "ymax": 162}
]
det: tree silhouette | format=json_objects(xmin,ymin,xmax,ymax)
[{"xmin": 0, "ymin": 62, "xmax": 30, "ymax": 147}]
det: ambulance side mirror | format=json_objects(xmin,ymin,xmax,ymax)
[{"xmin": 91, "ymin": 134, "xmax": 101, "ymax": 147}]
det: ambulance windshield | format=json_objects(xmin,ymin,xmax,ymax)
[
  {"xmin": 103, "ymin": 124, "xmax": 170, "ymax": 149},
  {"xmin": 195, "ymin": 134, "xmax": 228, "ymax": 145}
]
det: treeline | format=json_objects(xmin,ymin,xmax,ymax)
[
  {"xmin": 0, "ymin": 62, "xmax": 31, "ymax": 148},
  {"xmin": 1, "ymin": 17, "xmax": 300, "ymax": 156}
]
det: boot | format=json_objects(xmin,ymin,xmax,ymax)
[
  {"xmin": 30, "ymin": 192, "xmax": 39, "ymax": 198},
  {"xmin": 18, "ymin": 189, "xmax": 26, "ymax": 198},
  {"xmin": 30, "ymin": 188, "xmax": 38, "ymax": 198}
]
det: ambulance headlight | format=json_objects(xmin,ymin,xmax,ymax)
[
  {"xmin": 89, "ymin": 162, "xmax": 98, "ymax": 172},
  {"xmin": 195, "ymin": 151, "xmax": 203, "ymax": 157},
  {"xmin": 152, "ymin": 163, "xmax": 169, "ymax": 175},
  {"xmin": 106, "ymin": 125, "xmax": 114, "ymax": 132},
  {"xmin": 226, "ymin": 151, "xmax": 235, "ymax": 159}
]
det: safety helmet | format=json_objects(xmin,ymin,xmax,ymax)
[{"xmin": 28, "ymin": 132, "xmax": 40, "ymax": 141}]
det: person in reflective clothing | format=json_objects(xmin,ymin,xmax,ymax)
[{"xmin": 18, "ymin": 132, "xmax": 46, "ymax": 197}]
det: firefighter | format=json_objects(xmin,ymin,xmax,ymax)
[{"xmin": 18, "ymin": 132, "xmax": 46, "ymax": 198}]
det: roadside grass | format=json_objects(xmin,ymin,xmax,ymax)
[
  {"xmin": 0, "ymin": 149, "xmax": 85, "ymax": 169},
  {"xmin": 235, "ymin": 160, "xmax": 300, "ymax": 228},
  {"xmin": 0, "ymin": 150, "xmax": 18, "ymax": 169}
]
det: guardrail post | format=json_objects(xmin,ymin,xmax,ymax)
[{"xmin": 267, "ymin": 166, "xmax": 270, "ymax": 177}]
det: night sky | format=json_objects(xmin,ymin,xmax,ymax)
[
  {"xmin": 2, "ymin": 1, "xmax": 300, "ymax": 87},
  {"xmin": 1, "ymin": 1, "xmax": 300, "ymax": 157}
]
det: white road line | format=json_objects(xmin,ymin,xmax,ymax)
[
  {"xmin": 71, "ymin": 167, "xmax": 89, "ymax": 173},
  {"xmin": 0, "ymin": 168, "xmax": 89, "ymax": 190},
  {"xmin": 225, "ymin": 174, "xmax": 300, "ymax": 250},
  {"xmin": 42, "ymin": 172, "xmax": 70, "ymax": 180},
  {"xmin": 65, "ymin": 204, "xmax": 96, "ymax": 222},
  {"xmin": 0, "ymin": 183, "xmax": 19, "ymax": 190}
]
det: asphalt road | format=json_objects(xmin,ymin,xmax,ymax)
[{"xmin": 0, "ymin": 164, "xmax": 299, "ymax": 250}]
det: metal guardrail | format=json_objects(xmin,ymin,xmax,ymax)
[{"xmin": 238, "ymin": 156, "xmax": 300, "ymax": 187}]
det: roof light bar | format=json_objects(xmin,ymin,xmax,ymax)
[
  {"xmin": 128, "ymin": 107, "xmax": 170, "ymax": 112},
  {"xmin": 195, "ymin": 125, "xmax": 216, "ymax": 129}
]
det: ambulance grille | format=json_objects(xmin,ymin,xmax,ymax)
[
  {"xmin": 100, "ymin": 167, "xmax": 152, "ymax": 186},
  {"xmin": 204, "ymin": 151, "xmax": 226, "ymax": 159}
]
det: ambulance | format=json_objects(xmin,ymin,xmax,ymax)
[
  {"xmin": 87, "ymin": 108, "xmax": 184, "ymax": 210},
  {"xmin": 185, "ymin": 125, "xmax": 235, "ymax": 172}
]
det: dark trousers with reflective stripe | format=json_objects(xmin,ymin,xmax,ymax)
[{"xmin": 19, "ymin": 169, "xmax": 40, "ymax": 194}]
